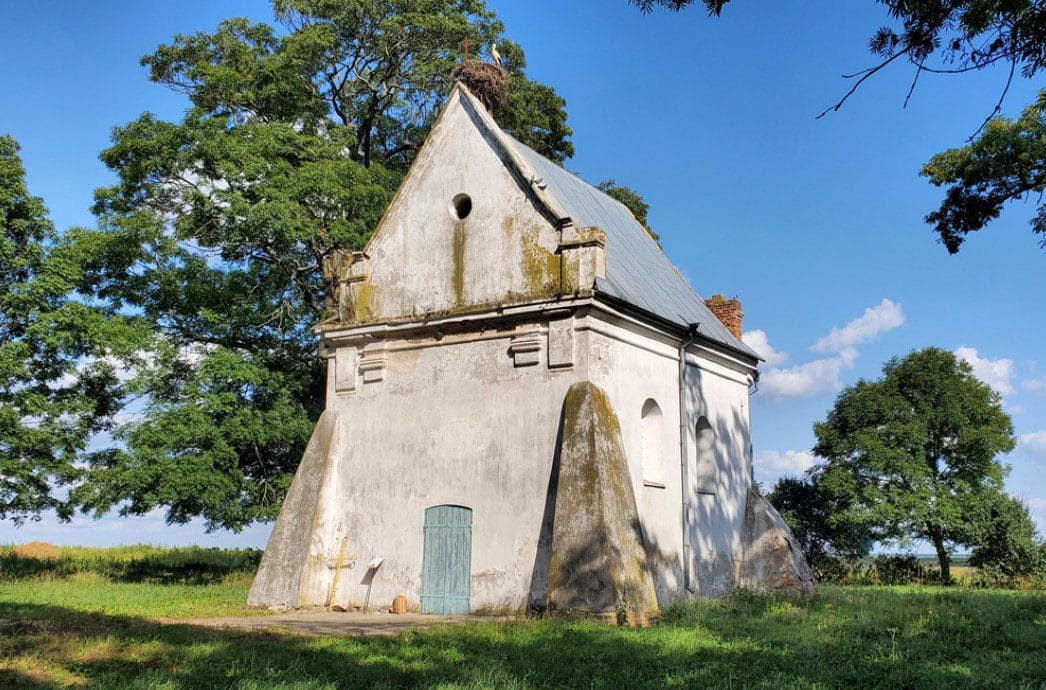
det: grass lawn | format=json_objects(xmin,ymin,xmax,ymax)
[
  {"xmin": 0, "ymin": 572, "xmax": 265, "ymax": 620},
  {"xmin": 0, "ymin": 579, "xmax": 1042, "ymax": 688}
]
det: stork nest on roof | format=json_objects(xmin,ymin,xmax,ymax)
[{"xmin": 452, "ymin": 60, "xmax": 508, "ymax": 112}]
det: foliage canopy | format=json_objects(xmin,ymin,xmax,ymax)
[
  {"xmin": 766, "ymin": 476, "xmax": 874, "ymax": 563},
  {"xmin": 0, "ymin": 135, "xmax": 144, "ymax": 523},
  {"xmin": 812, "ymin": 347, "xmax": 1017, "ymax": 582},
  {"xmin": 64, "ymin": 0, "xmax": 574, "ymax": 530}
]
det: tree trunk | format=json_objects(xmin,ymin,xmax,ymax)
[{"xmin": 931, "ymin": 532, "xmax": 951, "ymax": 585}]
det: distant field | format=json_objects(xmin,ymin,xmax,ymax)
[
  {"xmin": 0, "ymin": 544, "xmax": 261, "ymax": 585},
  {"xmin": 1, "ymin": 546, "xmax": 1043, "ymax": 688}
]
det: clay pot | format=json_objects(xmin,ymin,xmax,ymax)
[{"xmin": 389, "ymin": 594, "xmax": 408, "ymax": 614}]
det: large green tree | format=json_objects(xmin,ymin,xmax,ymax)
[
  {"xmin": 0, "ymin": 135, "xmax": 144, "ymax": 523},
  {"xmin": 630, "ymin": 0, "xmax": 1045, "ymax": 252},
  {"xmin": 812, "ymin": 347, "xmax": 1016, "ymax": 583},
  {"xmin": 68, "ymin": 0, "xmax": 574, "ymax": 531}
]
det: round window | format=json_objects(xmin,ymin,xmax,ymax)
[{"xmin": 451, "ymin": 194, "xmax": 472, "ymax": 220}]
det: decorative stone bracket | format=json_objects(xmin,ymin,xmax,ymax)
[
  {"xmin": 358, "ymin": 343, "xmax": 389, "ymax": 383},
  {"xmin": 547, "ymin": 315, "xmax": 575, "ymax": 369},
  {"xmin": 333, "ymin": 347, "xmax": 358, "ymax": 393},
  {"xmin": 508, "ymin": 329, "xmax": 543, "ymax": 367}
]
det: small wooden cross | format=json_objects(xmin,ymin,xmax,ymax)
[{"xmin": 326, "ymin": 536, "xmax": 358, "ymax": 611}]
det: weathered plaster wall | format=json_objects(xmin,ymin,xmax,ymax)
[
  {"xmin": 250, "ymin": 82, "xmax": 766, "ymax": 614},
  {"xmin": 583, "ymin": 310, "xmax": 755, "ymax": 601},
  {"xmin": 248, "ymin": 410, "xmax": 342, "ymax": 609},
  {"xmin": 253, "ymin": 304, "xmax": 757, "ymax": 612},
  {"xmin": 736, "ymin": 488, "xmax": 816, "ymax": 596},
  {"xmin": 547, "ymin": 380, "xmax": 659, "ymax": 622},
  {"xmin": 355, "ymin": 89, "xmax": 562, "ymax": 323},
  {"xmin": 682, "ymin": 345, "xmax": 755, "ymax": 596},
  {"xmin": 582, "ymin": 314, "xmax": 685, "ymax": 604},
  {"xmin": 303, "ymin": 315, "xmax": 589, "ymax": 612}
]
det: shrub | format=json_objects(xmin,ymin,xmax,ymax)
[
  {"xmin": 870, "ymin": 555, "xmax": 926, "ymax": 585},
  {"xmin": 807, "ymin": 554, "xmax": 855, "ymax": 583},
  {"xmin": 965, "ymin": 494, "xmax": 1046, "ymax": 581}
]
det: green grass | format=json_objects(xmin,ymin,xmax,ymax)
[
  {"xmin": 1, "ymin": 546, "xmax": 1042, "ymax": 687},
  {"xmin": 0, "ymin": 544, "xmax": 261, "ymax": 585},
  {"xmin": 0, "ymin": 571, "xmax": 262, "ymax": 620},
  {"xmin": 1, "ymin": 580, "xmax": 1043, "ymax": 688},
  {"xmin": 0, "ymin": 544, "xmax": 266, "ymax": 621}
]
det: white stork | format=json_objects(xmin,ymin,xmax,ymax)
[{"xmin": 490, "ymin": 43, "xmax": 502, "ymax": 68}]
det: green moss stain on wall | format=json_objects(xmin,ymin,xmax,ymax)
[
  {"xmin": 352, "ymin": 281, "xmax": 378, "ymax": 323},
  {"xmin": 548, "ymin": 381, "xmax": 660, "ymax": 620},
  {"xmin": 350, "ymin": 214, "xmax": 563, "ymax": 325},
  {"xmin": 451, "ymin": 221, "xmax": 466, "ymax": 308},
  {"xmin": 514, "ymin": 218, "xmax": 560, "ymax": 298}
]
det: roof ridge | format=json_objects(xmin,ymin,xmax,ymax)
[
  {"xmin": 499, "ymin": 132, "xmax": 758, "ymax": 361},
  {"xmin": 376, "ymin": 82, "xmax": 758, "ymax": 361}
]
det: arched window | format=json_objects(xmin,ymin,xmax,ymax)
[
  {"xmin": 641, "ymin": 399, "xmax": 664, "ymax": 487},
  {"xmin": 694, "ymin": 416, "xmax": 716, "ymax": 495}
]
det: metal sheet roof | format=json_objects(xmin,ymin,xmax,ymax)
[{"xmin": 505, "ymin": 135, "xmax": 758, "ymax": 360}]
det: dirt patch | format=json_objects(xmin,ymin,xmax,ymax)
[
  {"xmin": 169, "ymin": 611, "xmax": 474, "ymax": 637},
  {"xmin": 12, "ymin": 542, "xmax": 61, "ymax": 560}
]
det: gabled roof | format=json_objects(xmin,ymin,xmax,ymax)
[
  {"xmin": 500, "ymin": 133, "xmax": 758, "ymax": 361},
  {"xmin": 419, "ymin": 83, "xmax": 758, "ymax": 361},
  {"xmin": 502, "ymin": 136, "xmax": 757, "ymax": 357}
]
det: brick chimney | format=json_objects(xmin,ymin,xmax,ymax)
[{"xmin": 704, "ymin": 294, "xmax": 743, "ymax": 339}]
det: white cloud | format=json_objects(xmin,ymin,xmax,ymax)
[
  {"xmin": 50, "ymin": 350, "xmax": 158, "ymax": 391},
  {"xmin": 761, "ymin": 357, "xmax": 845, "ymax": 399},
  {"xmin": 742, "ymin": 330, "xmax": 789, "ymax": 367},
  {"xmin": 761, "ymin": 348, "xmax": 857, "ymax": 399},
  {"xmin": 177, "ymin": 342, "xmax": 219, "ymax": 367},
  {"xmin": 0, "ymin": 508, "xmax": 273, "ymax": 548},
  {"xmin": 812, "ymin": 299, "xmax": 905, "ymax": 354},
  {"xmin": 755, "ymin": 449, "xmax": 816, "ymax": 474},
  {"xmin": 1016, "ymin": 431, "xmax": 1046, "ymax": 461},
  {"xmin": 111, "ymin": 410, "xmax": 146, "ymax": 427},
  {"xmin": 757, "ymin": 300, "xmax": 903, "ymax": 401},
  {"xmin": 1027, "ymin": 497, "xmax": 1046, "ymax": 509},
  {"xmin": 955, "ymin": 347, "xmax": 1016, "ymax": 396},
  {"xmin": 753, "ymin": 449, "xmax": 817, "ymax": 485},
  {"xmin": 1022, "ymin": 377, "xmax": 1046, "ymax": 392}
]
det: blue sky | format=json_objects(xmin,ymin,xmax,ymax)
[{"xmin": 1, "ymin": 0, "xmax": 1043, "ymax": 548}]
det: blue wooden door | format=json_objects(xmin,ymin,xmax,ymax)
[{"xmin": 421, "ymin": 505, "xmax": 472, "ymax": 614}]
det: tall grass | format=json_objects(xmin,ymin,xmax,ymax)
[{"xmin": 0, "ymin": 544, "xmax": 261, "ymax": 585}]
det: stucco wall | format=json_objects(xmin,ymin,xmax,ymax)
[
  {"xmin": 682, "ymin": 346, "xmax": 754, "ymax": 596},
  {"xmin": 356, "ymin": 89, "xmax": 562, "ymax": 323},
  {"xmin": 582, "ymin": 314, "xmax": 685, "ymax": 604},
  {"xmin": 257, "ymin": 303, "xmax": 755, "ymax": 613},
  {"xmin": 584, "ymin": 311, "xmax": 754, "ymax": 601},
  {"xmin": 308, "ymin": 316, "xmax": 588, "ymax": 612}
]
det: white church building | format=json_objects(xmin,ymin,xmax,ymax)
[{"xmin": 248, "ymin": 82, "xmax": 812, "ymax": 619}]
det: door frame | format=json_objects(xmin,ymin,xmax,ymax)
[{"xmin": 420, "ymin": 504, "xmax": 473, "ymax": 614}]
